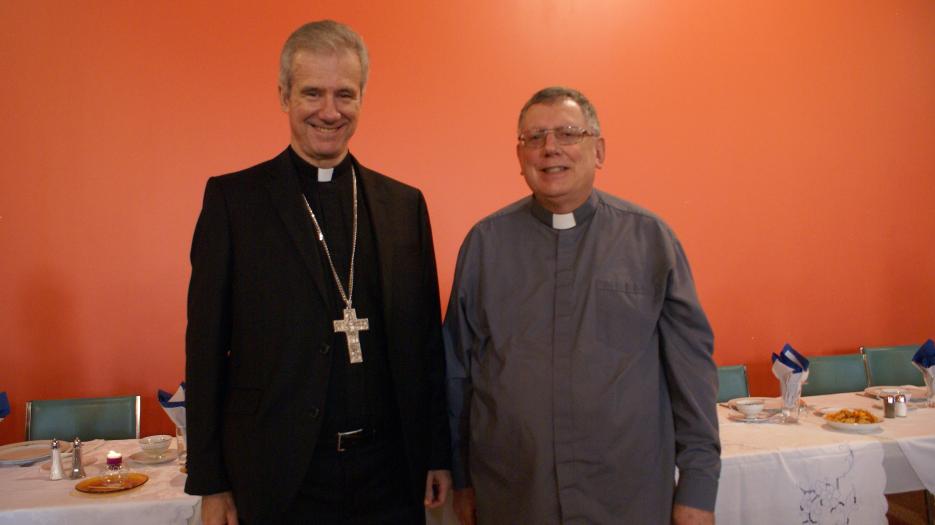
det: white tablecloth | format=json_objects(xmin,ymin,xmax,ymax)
[
  {"xmin": 2, "ymin": 392, "xmax": 931, "ymax": 524},
  {"xmin": 0, "ymin": 439, "xmax": 200, "ymax": 525},
  {"xmin": 718, "ymin": 391, "xmax": 935, "ymax": 524}
]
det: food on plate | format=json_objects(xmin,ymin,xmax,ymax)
[{"xmin": 823, "ymin": 408, "xmax": 880, "ymax": 424}]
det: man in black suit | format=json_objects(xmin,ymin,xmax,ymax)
[{"xmin": 184, "ymin": 20, "xmax": 451, "ymax": 524}]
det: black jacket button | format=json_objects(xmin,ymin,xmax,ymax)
[{"xmin": 319, "ymin": 343, "xmax": 330, "ymax": 354}]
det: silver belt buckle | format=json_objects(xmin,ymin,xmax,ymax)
[{"xmin": 336, "ymin": 428, "xmax": 363, "ymax": 452}]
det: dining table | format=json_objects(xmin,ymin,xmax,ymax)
[
  {"xmin": 717, "ymin": 388, "xmax": 934, "ymax": 524},
  {"xmin": 0, "ymin": 389, "xmax": 932, "ymax": 524},
  {"xmin": 0, "ymin": 438, "xmax": 200, "ymax": 525}
]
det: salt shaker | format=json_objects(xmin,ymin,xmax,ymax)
[
  {"xmin": 882, "ymin": 394, "xmax": 896, "ymax": 418},
  {"xmin": 69, "ymin": 437, "xmax": 86, "ymax": 479},
  {"xmin": 49, "ymin": 438, "xmax": 64, "ymax": 481},
  {"xmin": 894, "ymin": 393, "xmax": 908, "ymax": 417}
]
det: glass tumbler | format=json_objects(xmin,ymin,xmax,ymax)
[
  {"xmin": 780, "ymin": 375, "xmax": 803, "ymax": 423},
  {"xmin": 176, "ymin": 426, "xmax": 187, "ymax": 469}
]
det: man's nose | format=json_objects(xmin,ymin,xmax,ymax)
[
  {"xmin": 319, "ymin": 95, "xmax": 341, "ymax": 120},
  {"xmin": 542, "ymin": 132, "xmax": 562, "ymax": 154}
]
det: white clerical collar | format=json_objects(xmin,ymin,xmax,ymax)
[
  {"xmin": 529, "ymin": 192, "xmax": 599, "ymax": 230},
  {"xmin": 317, "ymin": 167, "xmax": 334, "ymax": 182},
  {"xmin": 552, "ymin": 213, "xmax": 576, "ymax": 230}
]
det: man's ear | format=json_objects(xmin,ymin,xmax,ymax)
[
  {"xmin": 278, "ymin": 84, "xmax": 289, "ymax": 112},
  {"xmin": 594, "ymin": 137, "xmax": 606, "ymax": 169},
  {"xmin": 516, "ymin": 143, "xmax": 524, "ymax": 177}
]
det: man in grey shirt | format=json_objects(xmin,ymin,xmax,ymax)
[{"xmin": 444, "ymin": 86, "xmax": 720, "ymax": 525}]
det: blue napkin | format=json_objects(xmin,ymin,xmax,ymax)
[
  {"xmin": 0, "ymin": 392, "xmax": 9, "ymax": 419},
  {"xmin": 912, "ymin": 339, "xmax": 935, "ymax": 369},
  {"xmin": 771, "ymin": 343, "xmax": 810, "ymax": 374},
  {"xmin": 158, "ymin": 383, "xmax": 186, "ymax": 428}
]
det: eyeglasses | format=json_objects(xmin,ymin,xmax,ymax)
[{"xmin": 518, "ymin": 126, "xmax": 597, "ymax": 148}]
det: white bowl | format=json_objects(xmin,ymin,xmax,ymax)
[
  {"xmin": 138, "ymin": 435, "xmax": 172, "ymax": 456},
  {"xmin": 734, "ymin": 400, "xmax": 765, "ymax": 418}
]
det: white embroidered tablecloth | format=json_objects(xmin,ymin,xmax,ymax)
[{"xmin": 718, "ymin": 391, "xmax": 935, "ymax": 525}]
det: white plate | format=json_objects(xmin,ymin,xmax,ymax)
[
  {"xmin": 825, "ymin": 420, "xmax": 882, "ymax": 433},
  {"xmin": 40, "ymin": 455, "xmax": 98, "ymax": 471},
  {"xmin": 864, "ymin": 386, "xmax": 927, "ymax": 402},
  {"xmin": 128, "ymin": 449, "xmax": 179, "ymax": 465},
  {"xmin": 0, "ymin": 441, "xmax": 70, "ymax": 466},
  {"xmin": 727, "ymin": 413, "xmax": 773, "ymax": 423}
]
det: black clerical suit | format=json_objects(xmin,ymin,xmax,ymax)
[{"xmin": 184, "ymin": 148, "xmax": 450, "ymax": 524}]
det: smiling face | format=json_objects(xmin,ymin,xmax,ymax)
[
  {"xmin": 517, "ymin": 99, "xmax": 605, "ymax": 213},
  {"xmin": 279, "ymin": 49, "xmax": 362, "ymax": 168}
]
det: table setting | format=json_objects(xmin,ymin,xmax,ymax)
[
  {"xmin": 0, "ymin": 437, "xmax": 198, "ymax": 525},
  {"xmin": 0, "ymin": 384, "xmax": 198, "ymax": 525},
  {"xmin": 716, "ymin": 342, "xmax": 935, "ymax": 524}
]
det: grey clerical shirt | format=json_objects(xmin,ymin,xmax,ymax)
[{"xmin": 444, "ymin": 190, "xmax": 720, "ymax": 525}]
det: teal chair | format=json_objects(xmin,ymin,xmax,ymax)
[
  {"xmin": 801, "ymin": 354, "xmax": 869, "ymax": 396},
  {"xmin": 717, "ymin": 365, "xmax": 750, "ymax": 402},
  {"xmin": 861, "ymin": 345, "xmax": 925, "ymax": 387},
  {"xmin": 25, "ymin": 395, "xmax": 140, "ymax": 441}
]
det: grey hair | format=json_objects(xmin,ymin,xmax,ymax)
[
  {"xmin": 279, "ymin": 20, "xmax": 370, "ymax": 95},
  {"xmin": 517, "ymin": 86, "xmax": 601, "ymax": 136}
]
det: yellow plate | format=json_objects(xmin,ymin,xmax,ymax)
[{"xmin": 75, "ymin": 472, "xmax": 149, "ymax": 494}]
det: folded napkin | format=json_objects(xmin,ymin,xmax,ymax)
[
  {"xmin": 772, "ymin": 343, "xmax": 810, "ymax": 406},
  {"xmin": 158, "ymin": 383, "xmax": 186, "ymax": 429},
  {"xmin": 0, "ymin": 392, "xmax": 9, "ymax": 419},
  {"xmin": 911, "ymin": 339, "xmax": 935, "ymax": 373}
]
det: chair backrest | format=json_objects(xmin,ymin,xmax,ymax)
[
  {"xmin": 861, "ymin": 345, "xmax": 925, "ymax": 387},
  {"xmin": 25, "ymin": 395, "xmax": 140, "ymax": 441},
  {"xmin": 801, "ymin": 354, "xmax": 869, "ymax": 396},
  {"xmin": 717, "ymin": 365, "xmax": 750, "ymax": 402}
]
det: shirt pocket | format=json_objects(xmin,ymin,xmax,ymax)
[{"xmin": 594, "ymin": 278, "xmax": 660, "ymax": 349}]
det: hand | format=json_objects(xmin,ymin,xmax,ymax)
[
  {"xmin": 423, "ymin": 469, "xmax": 452, "ymax": 509},
  {"xmin": 453, "ymin": 487, "xmax": 476, "ymax": 525},
  {"xmin": 671, "ymin": 503, "xmax": 714, "ymax": 525},
  {"xmin": 202, "ymin": 491, "xmax": 239, "ymax": 525}
]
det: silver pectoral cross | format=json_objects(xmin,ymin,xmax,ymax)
[{"xmin": 333, "ymin": 307, "xmax": 369, "ymax": 363}]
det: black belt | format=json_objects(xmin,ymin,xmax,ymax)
[{"xmin": 323, "ymin": 427, "xmax": 379, "ymax": 452}]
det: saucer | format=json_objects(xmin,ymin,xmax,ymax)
[
  {"xmin": 75, "ymin": 472, "xmax": 148, "ymax": 493},
  {"xmin": 727, "ymin": 413, "xmax": 772, "ymax": 423},
  {"xmin": 128, "ymin": 449, "xmax": 178, "ymax": 465}
]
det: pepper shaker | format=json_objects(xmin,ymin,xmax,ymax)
[
  {"xmin": 49, "ymin": 438, "xmax": 64, "ymax": 480},
  {"xmin": 882, "ymin": 394, "xmax": 896, "ymax": 418},
  {"xmin": 69, "ymin": 437, "xmax": 86, "ymax": 479},
  {"xmin": 894, "ymin": 393, "xmax": 908, "ymax": 417}
]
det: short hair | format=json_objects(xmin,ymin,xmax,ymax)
[
  {"xmin": 517, "ymin": 86, "xmax": 601, "ymax": 136},
  {"xmin": 279, "ymin": 20, "xmax": 370, "ymax": 95}
]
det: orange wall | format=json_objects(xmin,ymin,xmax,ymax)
[{"xmin": 1, "ymin": 1, "xmax": 933, "ymax": 444}]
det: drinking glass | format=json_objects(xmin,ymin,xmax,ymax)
[
  {"xmin": 780, "ymin": 375, "xmax": 803, "ymax": 423},
  {"xmin": 176, "ymin": 426, "xmax": 187, "ymax": 469},
  {"xmin": 924, "ymin": 374, "xmax": 934, "ymax": 408}
]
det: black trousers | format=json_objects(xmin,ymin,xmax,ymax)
[{"xmin": 277, "ymin": 435, "xmax": 423, "ymax": 525}]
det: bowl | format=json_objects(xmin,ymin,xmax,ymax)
[
  {"xmin": 734, "ymin": 400, "xmax": 765, "ymax": 418},
  {"xmin": 138, "ymin": 435, "xmax": 172, "ymax": 457}
]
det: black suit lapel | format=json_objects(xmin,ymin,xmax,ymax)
[
  {"xmin": 264, "ymin": 149, "xmax": 335, "ymax": 312},
  {"xmin": 357, "ymin": 165, "xmax": 396, "ymax": 338}
]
